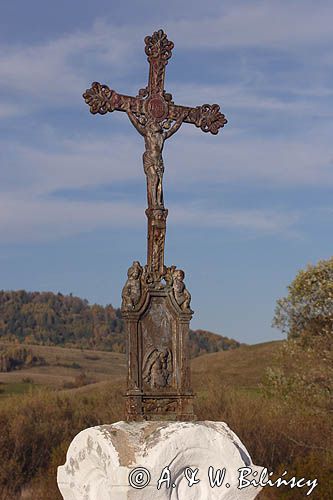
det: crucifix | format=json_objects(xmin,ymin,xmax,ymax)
[{"xmin": 83, "ymin": 29, "xmax": 227, "ymax": 420}]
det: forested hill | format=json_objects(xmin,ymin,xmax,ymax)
[{"xmin": 0, "ymin": 290, "xmax": 241, "ymax": 357}]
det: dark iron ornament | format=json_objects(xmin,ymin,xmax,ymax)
[
  {"xmin": 83, "ymin": 29, "xmax": 227, "ymax": 421},
  {"xmin": 83, "ymin": 29, "xmax": 227, "ymax": 135}
]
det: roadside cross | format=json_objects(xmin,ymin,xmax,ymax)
[{"xmin": 83, "ymin": 29, "xmax": 227, "ymax": 420}]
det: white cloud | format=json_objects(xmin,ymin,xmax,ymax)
[
  {"xmin": 171, "ymin": 203, "xmax": 299, "ymax": 234},
  {"xmin": 167, "ymin": 1, "xmax": 333, "ymax": 50},
  {"xmin": 0, "ymin": 2, "xmax": 332, "ymax": 115},
  {"xmin": 168, "ymin": 82, "xmax": 333, "ymax": 118},
  {"xmin": 0, "ymin": 126, "xmax": 319, "ymax": 243},
  {"xmin": 0, "ymin": 193, "xmax": 298, "ymax": 244},
  {"xmin": 2, "ymin": 121, "xmax": 332, "ymax": 204},
  {"xmin": 0, "ymin": 2, "xmax": 332, "ymax": 243},
  {"xmin": 0, "ymin": 133, "xmax": 143, "ymax": 197},
  {"xmin": 0, "ymin": 21, "xmax": 146, "ymax": 109},
  {"xmin": 166, "ymin": 129, "xmax": 333, "ymax": 187},
  {"xmin": 0, "ymin": 195, "xmax": 144, "ymax": 243}
]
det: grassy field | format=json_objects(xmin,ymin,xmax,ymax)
[
  {"xmin": 0, "ymin": 343, "xmax": 126, "ymax": 397},
  {"xmin": 0, "ymin": 340, "xmax": 280, "ymax": 397},
  {"xmin": 0, "ymin": 380, "xmax": 38, "ymax": 397},
  {"xmin": 0, "ymin": 339, "xmax": 331, "ymax": 499},
  {"xmin": 192, "ymin": 340, "xmax": 281, "ymax": 391}
]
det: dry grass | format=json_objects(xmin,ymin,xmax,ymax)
[
  {"xmin": 192, "ymin": 340, "xmax": 281, "ymax": 391},
  {"xmin": 0, "ymin": 341, "xmax": 277, "ymax": 393},
  {"xmin": 0, "ymin": 382, "xmax": 125, "ymax": 500},
  {"xmin": 0, "ymin": 343, "xmax": 126, "ymax": 396},
  {"xmin": 192, "ymin": 341, "xmax": 332, "ymax": 500},
  {"xmin": 0, "ymin": 340, "xmax": 331, "ymax": 499}
]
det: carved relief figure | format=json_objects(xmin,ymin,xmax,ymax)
[
  {"xmin": 163, "ymin": 265, "xmax": 176, "ymax": 286},
  {"xmin": 141, "ymin": 264, "xmax": 154, "ymax": 286},
  {"xmin": 121, "ymin": 261, "xmax": 143, "ymax": 310},
  {"xmin": 125, "ymin": 102, "xmax": 186, "ymax": 209},
  {"xmin": 172, "ymin": 269, "xmax": 192, "ymax": 311},
  {"xmin": 143, "ymin": 348, "xmax": 172, "ymax": 388},
  {"xmin": 144, "ymin": 398, "xmax": 177, "ymax": 414},
  {"xmin": 152, "ymin": 227, "xmax": 165, "ymax": 274}
]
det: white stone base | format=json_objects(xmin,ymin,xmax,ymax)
[{"xmin": 57, "ymin": 421, "xmax": 263, "ymax": 499}]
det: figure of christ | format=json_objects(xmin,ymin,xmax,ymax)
[{"xmin": 125, "ymin": 104, "xmax": 186, "ymax": 208}]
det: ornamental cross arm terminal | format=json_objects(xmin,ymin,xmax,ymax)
[{"xmin": 82, "ymin": 29, "xmax": 227, "ymax": 421}]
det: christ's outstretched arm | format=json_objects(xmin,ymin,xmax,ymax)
[
  {"xmin": 164, "ymin": 110, "xmax": 188, "ymax": 139},
  {"xmin": 125, "ymin": 104, "xmax": 145, "ymax": 136}
]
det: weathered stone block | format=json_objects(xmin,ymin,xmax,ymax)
[{"xmin": 57, "ymin": 420, "xmax": 263, "ymax": 499}]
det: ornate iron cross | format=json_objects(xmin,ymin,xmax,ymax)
[
  {"xmin": 83, "ymin": 30, "xmax": 227, "ymax": 420},
  {"xmin": 83, "ymin": 29, "xmax": 227, "ymax": 284}
]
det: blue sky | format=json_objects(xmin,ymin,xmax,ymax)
[{"xmin": 0, "ymin": 0, "xmax": 332, "ymax": 344}]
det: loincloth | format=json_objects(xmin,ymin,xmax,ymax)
[{"xmin": 143, "ymin": 152, "xmax": 164, "ymax": 176}]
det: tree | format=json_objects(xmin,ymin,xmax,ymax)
[
  {"xmin": 268, "ymin": 257, "xmax": 332, "ymax": 413},
  {"xmin": 273, "ymin": 256, "xmax": 333, "ymax": 350}
]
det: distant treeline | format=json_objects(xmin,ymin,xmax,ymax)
[
  {"xmin": 0, "ymin": 345, "xmax": 46, "ymax": 372},
  {"xmin": 188, "ymin": 329, "xmax": 240, "ymax": 357},
  {"xmin": 0, "ymin": 290, "xmax": 240, "ymax": 357}
]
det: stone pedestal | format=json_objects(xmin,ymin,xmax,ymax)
[{"xmin": 57, "ymin": 421, "xmax": 263, "ymax": 499}]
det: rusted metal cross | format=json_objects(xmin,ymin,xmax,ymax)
[{"xmin": 83, "ymin": 28, "xmax": 227, "ymax": 284}]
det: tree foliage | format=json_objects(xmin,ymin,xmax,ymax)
[
  {"xmin": 273, "ymin": 256, "xmax": 333, "ymax": 349},
  {"xmin": 189, "ymin": 329, "xmax": 240, "ymax": 357},
  {"xmin": 0, "ymin": 290, "xmax": 240, "ymax": 357},
  {"xmin": 0, "ymin": 290, "xmax": 124, "ymax": 351}
]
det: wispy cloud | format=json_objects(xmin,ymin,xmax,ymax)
[
  {"xmin": 0, "ymin": 195, "xmax": 145, "ymax": 243},
  {"xmin": 0, "ymin": 193, "xmax": 299, "ymax": 244},
  {"xmin": 171, "ymin": 203, "xmax": 300, "ymax": 234},
  {"xmin": 1, "ymin": 2, "xmax": 332, "ymax": 114},
  {"xmin": 0, "ymin": 135, "xmax": 142, "ymax": 196},
  {"xmin": 2, "ymin": 122, "xmax": 332, "ymax": 201},
  {"xmin": 0, "ymin": 2, "xmax": 332, "ymax": 244},
  {"xmin": 169, "ymin": 82, "xmax": 333, "ymax": 118},
  {"xmin": 167, "ymin": 130, "xmax": 333, "ymax": 188},
  {"xmin": 0, "ymin": 21, "xmax": 145, "ymax": 111},
  {"xmin": 168, "ymin": 1, "xmax": 333, "ymax": 49},
  {"xmin": 0, "ymin": 128, "xmax": 312, "ymax": 243}
]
